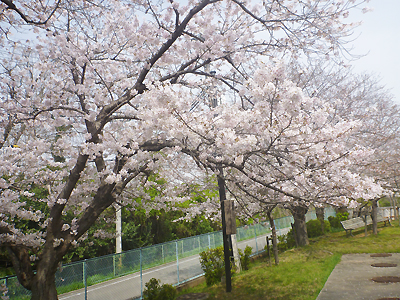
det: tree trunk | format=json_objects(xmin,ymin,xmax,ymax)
[
  {"xmin": 372, "ymin": 199, "xmax": 378, "ymax": 235},
  {"xmin": 267, "ymin": 211, "xmax": 279, "ymax": 265},
  {"xmin": 363, "ymin": 215, "xmax": 368, "ymax": 237},
  {"xmin": 315, "ymin": 206, "xmax": 325, "ymax": 234},
  {"xmin": 31, "ymin": 271, "xmax": 58, "ymax": 300},
  {"xmin": 7, "ymin": 239, "xmax": 63, "ymax": 300},
  {"xmin": 291, "ymin": 206, "xmax": 309, "ymax": 246},
  {"xmin": 30, "ymin": 247, "xmax": 60, "ymax": 300},
  {"xmin": 291, "ymin": 223, "xmax": 298, "ymax": 247}
]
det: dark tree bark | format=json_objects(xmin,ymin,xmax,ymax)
[
  {"xmin": 266, "ymin": 210, "xmax": 279, "ymax": 265},
  {"xmin": 389, "ymin": 195, "xmax": 398, "ymax": 220},
  {"xmin": 363, "ymin": 214, "xmax": 368, "ymax": 237},
  {"xmin": 31, "ymin": 261, "xmax": 58, "ymax": 300},
  {"xmin": 8, "ymin": 242, "xmax": 63, "ymax": 300},
  {"xmin": 291, "ymin": 206, "xmax": 309, "ymax": 246},
  {"xmin": 6, "ymin": 246, "xmax": 34, "ymax": 291},
  {"xmin": 372, "ymin": 199, "xmax": 378, "ymax": 235},
  {"xmin": 315, "ymin": 206, "xmax": 325, "ymax": 234}
]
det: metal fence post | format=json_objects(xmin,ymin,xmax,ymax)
[
  {"xmin": 181, "ymin": 240, "xmax": 183, "ymax": 256},
  {"xmin": 208, "ymin": 232, "xmax": 211, "ymax": 249},
  {"xmin": 84, "ymin": 259, "xmax": 87, "ymax": 300},
  {"xmin": 175, "ymin": 240, "xmax": 180, "ymax": 284},
  {"xmin": 254, "ymin": 225, "xmax": 258, "ymax": 254},
  {"xmin": 113, "ymin": 255, "xmax": 116, "ymax": 278},
  {"xmin": 4, "ymin": 276, "xmax": 8, "ymax": 295},
  {"xmin": 140, "ymin": 248, "xmax": 143, "ymax": 300}
]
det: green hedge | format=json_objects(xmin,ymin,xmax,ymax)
[{"xmin": 306, "ymin": 219, "xmax": 331, "ymax": 238}]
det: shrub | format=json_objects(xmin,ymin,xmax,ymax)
[
  {"xmin": 328, "ymin": 216, "xmax": 339, "ymax": 229},
  {"xmin": 143, "ymin": 278, "xmax": 177, "ymax": 300},
  {"xmin": 238, "ymin": 245, "xmax": 253, "ymax": 270},
  {"xmin": 328, "ymin": 212, "xmax": 349, "ymax": 229},
  {"xmin": 277, "ymin": 234, "xmax": 287, "ymax": 252},
  {"xmin": 277, "ymin": 231, "xmax": 296, "ymax": 251},
  {"xmin": 306, "ymin": 219, "xmax": 331, "ymax": 238},
  {"xmin": 200, "ymin": 245, "xmax": 251, "ymax": 286},
  {"xmin": 199, "ymin": 246, "xmax": 224, "ymax": 286},
  {"xmin": 157, "ymin": 284, "xmax": 177, "ymax": 300},
  {"xmin": 324, "ymin": 220, "xmax": 331, "ymax": 233},
  {"xmin": 337, "ymin": 212, "xmax": 349, "ymax": 221}
]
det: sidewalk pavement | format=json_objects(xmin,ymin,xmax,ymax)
[{"xmin": 317, "ymin": 253, "xmax": 400, "ymax": 300}]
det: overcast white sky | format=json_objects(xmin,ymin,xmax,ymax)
[{"xmin": 348, "ymin": 0, "xmax": 400, "ymax": 104}]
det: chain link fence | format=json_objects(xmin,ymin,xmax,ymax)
[{"xmin": 1, "ymin": 208, "xmax": 335, "ymax": 300}]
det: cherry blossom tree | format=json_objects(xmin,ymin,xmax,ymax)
[
  {"xmin": 288, "ymin": 60, "xmax": 398, "ymax": 232},
  {"xmin": 0, "ymin": 0, "xmax": 375, "ymax": 298},
  {"xmin": 290, "ymin": 61, "xmax": 400, "ymax": 190},
  {"xmin": 148, "ymin": 62, "xmax": 384, "ymax": 246}
]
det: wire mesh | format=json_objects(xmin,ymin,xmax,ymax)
[
  {"xmin": 115, "ymin": 248, "xmax": 141, "ymax": 277},
  {"xmin": 55, "ymin": 261, "xmax": 84, "ymax": 296},
  {"xmin": 2, "ymin": 275, "xmax": 31, "ymax": 300}
]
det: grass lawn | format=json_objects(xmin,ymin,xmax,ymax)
[{"xmin": 179, "ymin": 223, "xmax": 400, "ymax": 300}]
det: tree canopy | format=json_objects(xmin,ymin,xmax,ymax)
[{"xmin": 0, "ymin": 0, "xmax": 394, "ymax": 299}]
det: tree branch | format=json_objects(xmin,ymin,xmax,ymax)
[{"xmin": 1, "ymin": 0, "xmax": 61, "ymax": 25}]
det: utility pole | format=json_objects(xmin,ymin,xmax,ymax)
[
  {"xmin": 116, "ymin": 205, "xmax": 122, "ymax": 253},
  {"xmin": 210, "ymin": 66, "xmax": 239, "ymax": 291},
  {"xmin": 217, "ymin": 166, "xmax": 234, "ymax": 292}
]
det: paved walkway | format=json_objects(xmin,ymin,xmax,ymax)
[{"xmin": 317, "ymin": 253, "xmax": 400, "ymax": 300}]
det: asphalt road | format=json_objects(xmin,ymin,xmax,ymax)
[{"xmin": 59, "ymin": 228, "xmax": 290, "ymax": 300}]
